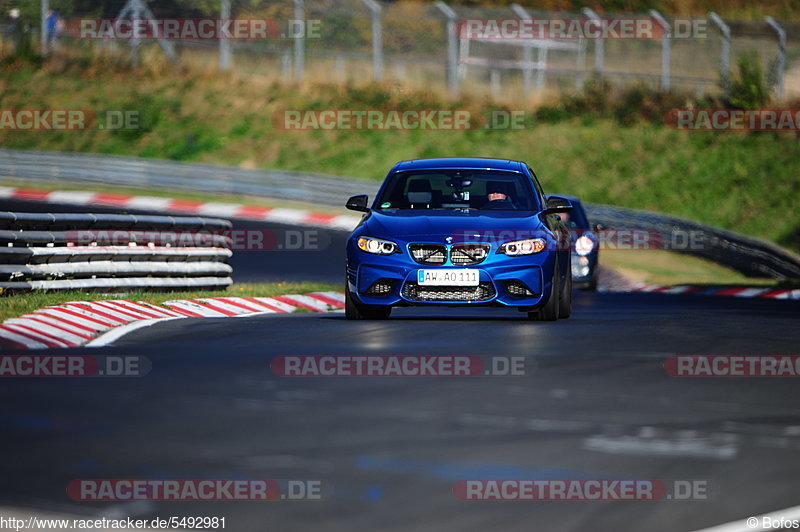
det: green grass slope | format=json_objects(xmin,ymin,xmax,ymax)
[{"xmin": 1, "ymin": 56, "xmax": 798, "ymax": 251}]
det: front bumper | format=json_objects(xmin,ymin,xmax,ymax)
[
  {"xmin": 347, "ymin": 246, "xmax": 557, "ymax": 308},
  {"xmin": 570, "ymin": 251, "xmax": 598, "ymax": 286}
]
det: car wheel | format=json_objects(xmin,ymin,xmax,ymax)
[
  {"xmin": 558, "ymin": 267, "xmax": 572, "ymax": 319},
  {"xmin": 528, "ymin": 265, "xmax": 559, "ymax": 321},
  {"xmin": 345, "ymin": 285, "xmax": 392, "ymax": 320}
]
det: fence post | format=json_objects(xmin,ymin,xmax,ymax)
[
  {"xmin": 765, "ymin": 16, "xmax": 786, "ymax": 102},
  {"xmin": 336, "ymin": 54, "xmax": 345, "ymax": 81},
  {"xmin": 114, "ymin": 0, "xmax": 178, "ymax": 67},
  {"xmin": 362, "ymin": 0, "xmax": 383, "ymax": 81},
  {"xmin": 458, "ymin": 32, "xmax": 469, "ymax": 81},
  {"xmin": 708, "ymin": 12, "xmax": 731, "ymax": 97},
  {"xmin": 40, "ymin": 0, "xmax": 49, "ymax": 55},
  {"xmin": 220, "ymin": 0, "xmax": 232, "ymax": 71},
  {"xmin": 582, "ymin": 8, "xmax": 604, "ymax": 74},
  {"xmin": 281, "ymin": 52, "xmax": 291, "ymax": 78},
  {"xmin": 576, "ymin": 39, "xmax": 587, "ymax": 89},
  {"xmin": 511, "ymin": 4, "xmax": 534, "ymax": 94},
  {"xmin": 293, "ymin": 0, "xmax": 305, "ymax": 81},
  {"xmin": 490, "ymin": 70, "xmax": 500, "ymax": 99},
  {"xmin": 536, "ymin": 47, "xmax": 548, "ymax": 92},
  {"xmin": 649, "ymin": 10, "xmax": 671, "ymax": 91},
  {"xmin": 434, "ymin": 1, "xmax": 459, "ymax": 96}
]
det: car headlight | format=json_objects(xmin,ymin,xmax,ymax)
[
  {"xmin": 357, "ymin": 236, "xmax": 399, "ymax": 255},
  {"xmin": 575, "ymin": 234, "xmax": 596, "ymax": 256},
  {"xmin": 498, "ymin": 238, "xmax": 547, "ymax": 256}
]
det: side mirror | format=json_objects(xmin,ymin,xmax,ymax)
[
  {"xmin": 345, "ymin": 195, "xmax": 370, "ymax": 213},
  {"xmin": 542, "ymin": 195, "xmax": 573, "ymax": 215}
]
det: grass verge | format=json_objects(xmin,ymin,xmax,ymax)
[
  {"xmin": 0, "ymin": 281, "xmax": 340, "ymax": 322},
  {"xmin": 600, "ymin": 250, "xmax": 781, "ymax": 287}
]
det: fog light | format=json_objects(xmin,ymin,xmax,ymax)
[
  {"xmin": 505, "ymin": 280, "xmax": 535, "ymax": 297},
  {"xmin": 572, "ymin": 263, "xmax": 590, "ymax": 277},
  {"xmin": 365, "ymin": 279, "xmax": 395, "ymax": 296}
]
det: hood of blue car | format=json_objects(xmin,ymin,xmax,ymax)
[{"xmin": 363, "ymin": 210, "xmax": 544, "ymax": 239}]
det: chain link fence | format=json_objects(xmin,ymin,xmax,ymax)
[{"xmin": 3, "ymin": 1, "xmax": 797, "ymax": 101}]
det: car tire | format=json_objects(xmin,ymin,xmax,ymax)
[
  {"xmin": 528, "ymin": 265, "xmax": 560, "ymax": 321},
  {"xmin": 345, "ymin": 285, "xmax": 392, "ymax": 320},
  {"xmin": 558, "ymin": 266, "xmax": 572, "ymax": 319}
]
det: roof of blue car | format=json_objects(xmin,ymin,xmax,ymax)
[
  {"xmin": 391, "ymin": 158, "xmax": 524, "ymax": 172},
  {"xmin": 549, "ymin": 193, "xmax": 582, "ymax": 204}
]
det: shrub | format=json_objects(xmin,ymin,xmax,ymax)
[{"xmin": 726, "ymin": 52, "xmax": 771, "ymax": 110}]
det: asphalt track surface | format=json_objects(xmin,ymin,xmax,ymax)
[{"xmin": 2, "ymin": 199, "xmax": 800, "ymax": 532}]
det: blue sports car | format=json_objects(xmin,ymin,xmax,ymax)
[{"xmin": 344, "ymin": 158, "xmax": 574, "ymax": 321}]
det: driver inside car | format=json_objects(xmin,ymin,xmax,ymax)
[{"xmin": 484, "ymin": 181, "xmax": 515, "ymax": 209}]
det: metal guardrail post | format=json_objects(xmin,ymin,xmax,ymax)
[
  {"xmin": 649, "ymin": 10, "xmax": 671, "ymax": 91},
  {"xmin": 282, "ymin": 52, "xmax": 291, "ymax": 79},
  {"xmin": 40, "ymin": 0, "xmax": 49, "ymax": 55},
  {"xmin": 293, "ymin": 0, "xmax": 305, "ymax": 81},
  {"xmin": 434, "ymin": 1, "xmax": 459, "ymax": 96},
  {"xmin": 511, "ymin": 4, "xmax": 534, "ymax": 94},
  {"xmin": 113, "ymin": 0, "xmax": 178, "ymax": 67},
  {"xmin": 582, "ymin": 8, "xmax": 604, "ymax": 74},
  {"xmin": 765, "ymin": 16, "xmax": 786, "ymax": 102},
  {"xmin": 362, "ymin": 0, "xmax": 383, "ymax": 81},
  {"xmin": 220, "ymin": 0, "xmax": 232, "ymax": 71},
  {"xmin": 490, "ymin": 70, "xmax": 500, "ymax": 98},
  {"xmin": 537, "ymin": 47, "xmax": 548, "ymax": 92},
  {"xmin": 576, "ymin": 39, "xmax": 587, "ymax": 89},
  {"xmin": 708, "ymin": 12, "xmax": 731, "ymax": 97}
]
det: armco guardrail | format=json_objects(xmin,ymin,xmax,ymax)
[
  {"xmin": 1, "ymin": 149, "xmax": 798, "ymax": 280},
  {"xmin": 0, "ymin": 148, "xmax": 380, "ymax": 207},
  {"xmin": 585, "ymin": 204, "xmax": 800, "ymax": 280},
  {"xmin": 0, "ymin": 211, "xmax": 233, "ymax": 292}
]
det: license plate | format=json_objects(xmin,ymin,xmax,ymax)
[{"xmin": 417, "ymin": 269, "xmax": 479, "ymax": 286}]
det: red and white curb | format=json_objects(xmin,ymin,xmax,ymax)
[
  {"xmin": 0, "ymin": 291, "xmax": 345, "ymax": 350},
  {"xmin": 621, "ymin": 284, "xmax": 800, "ymax": 300},
  {"xmin": 0, "ymin": 186, "xmax": 361, "ymax": 231}
]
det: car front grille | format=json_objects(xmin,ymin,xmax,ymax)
[
  {"xmin": 409, "ymin": 244, "xmax": 446, "ymax": 265},
  {"xmin": 450, "ymin": 244, "xmax": 490, "ymax": 265},
  {"xmin": 402, "ymin": 282, "xmax": 496, "ymax": 302}
]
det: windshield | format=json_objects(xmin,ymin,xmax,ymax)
[
  {"xmin": 555, "ymin": 200, "xmax": 589, "ymax": 229},
  {"xmin": 375, "ymin": 170, "xmax": 538, "ymax": 211}
]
